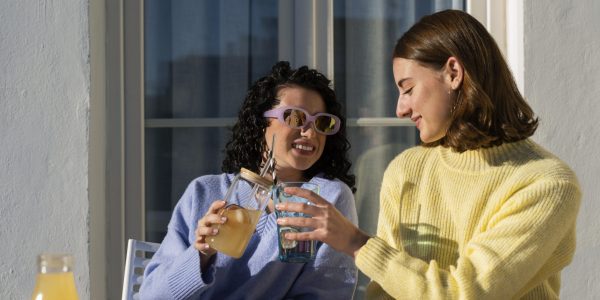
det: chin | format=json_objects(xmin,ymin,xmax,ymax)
[{"xmin": 293, "ymin": 163, "xmax": 314, "ymax": 171}]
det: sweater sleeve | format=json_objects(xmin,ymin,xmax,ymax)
[
  {"xmin": 138, "ymin": 182, "xmax": 216, "ymax": 300},
  {"xmin": 356, "ymin": 170, "xmax": 581, "ymax": 299},
  {"xmin": 285, "ymin": 180, "xmax": 359, "ymax": 299}
]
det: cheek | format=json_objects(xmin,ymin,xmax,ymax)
[
  {"xmin": 265, "ymin": 121, "xmax": 288, "ymax": 150},
  {"xmin": 264, "ymin": 125, "xmax": 275, "ymax": 148},
  {"xmin": 318, "ymin": 136, "xmax": 327, "ymax": 155}
]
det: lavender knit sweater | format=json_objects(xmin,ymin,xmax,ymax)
[{"xmin": 139, "ymin": 173, "xmax": 358, "ymax": 299}]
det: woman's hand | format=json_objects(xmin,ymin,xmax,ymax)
[
  {"xmin": 194, "ymin": 200, "xmax": 227, "ymax": 269},
  {"xmin": 275, "ymin": 187, "xmax": 371, "ymax": 259}
]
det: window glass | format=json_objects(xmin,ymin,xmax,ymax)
[
  {"xmin": 144, "ymin": 0, "xmax": 278, "ymax": 242},
  {"xmin": 333, "ymin": 1, "xmax": 463, "ymax": 297},
  {"xmin": 142, "ymin": 0, "xmax": 463, "ymax": 253}
]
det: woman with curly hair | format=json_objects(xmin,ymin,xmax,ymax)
[
  {"xmin": 277, "ymin": 10, "xmax": 580, "ymax": 299},
  {"xmin": 140, "ymin": 61, "xmax": 358, "ymax": 299}
]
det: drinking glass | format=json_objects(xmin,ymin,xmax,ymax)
[{"xmin": 274, "ymin": 181, "xmax": 319, "ymax": 263}]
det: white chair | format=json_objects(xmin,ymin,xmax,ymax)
[{"xmin": 122, "ymin": 239, "xmax": 161, "ymax": 300}]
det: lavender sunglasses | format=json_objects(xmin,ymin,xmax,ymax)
[{"xmin": 263, "ymin": 106, "xmax": 341, "ymax": 135}]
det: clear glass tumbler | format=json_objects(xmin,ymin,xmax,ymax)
[{"xmin": 274, "ymin": 181, "xmax": 319, "ymax": 263}]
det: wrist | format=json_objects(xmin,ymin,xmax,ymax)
[
  {"xmin": 349, "ymin": 229, "xmax": 370, "ymax": 259},
  {"xmin": 199, "ymin": 252, "xmax": 215, "ymax": 271}
]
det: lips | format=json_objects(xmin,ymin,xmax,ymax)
[
  {"xmin": 291, "ymin": 140, "xmax": 316, "ymax": 154},
  {"xmin": 411, "ymin": 116, "xmax": 422, "ymax": 129},
  {"xmin": 292, "ymin": 143, "xmax": 314, "ymax": 151}
]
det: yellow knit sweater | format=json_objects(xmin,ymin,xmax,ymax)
[{"xmin": 355, "ymin": 139, "xmax": 581, "ymax": 299}]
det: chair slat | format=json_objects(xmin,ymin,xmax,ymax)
[{"xmin": 121, "ymin": 239, "xmax": 161, "ymax": 300}]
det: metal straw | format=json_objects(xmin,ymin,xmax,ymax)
[{"xmin": 253, "ymin": 134, "xmax": 277, "ymax": 211}]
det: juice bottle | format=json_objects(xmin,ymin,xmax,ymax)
[{"xmin": 31, "ymin": 254, "xmax": 79, "ymax": 300}]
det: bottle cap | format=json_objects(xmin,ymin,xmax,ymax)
[{"xmin": 38, "ymin": 253, "xmax": 74, "ymax": 273}]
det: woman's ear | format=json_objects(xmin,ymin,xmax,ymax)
[{"xmin": 444, "ymin": 57, "xmax": 464, "ymax": 90}]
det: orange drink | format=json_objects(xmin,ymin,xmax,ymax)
[
  {"xmin": 31, "ymin": 254, "xmax": 79, "ymax": 300},
  {"xmin": 32, "ymin": 272, "xmax": 78, "ymax": 300},
  {"xmin": 206, "ymin": 168, "xmax": 272, "ymax": 258},
  {"xmin": 207, "ymin": 204, "xmax": 263, "ymax": 258}
]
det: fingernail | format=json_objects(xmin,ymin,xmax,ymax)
[
  {"xmin": 275, "ymin": 204, "xmax": 282, "ymax": 210},
  {"xmin": 212, "ymin": 228, "xmax": 218, "ymax": 235},
  {"xmin": 204, "ymin": 244, "xmax": 209, "ymax": 249},
  {"xmin": 221, "ymin": 217, "xmax": 227, "ymax": 222},
  {"xmin": 276, "ymin": 219, "xmax": 284, "ymax": 225}
]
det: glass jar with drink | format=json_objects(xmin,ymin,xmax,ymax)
[{"xmin": 206, "ymin": 167, "xmax": 273, "ymax": 258}]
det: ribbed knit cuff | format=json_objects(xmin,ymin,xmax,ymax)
[
  {"xmin": 167, "ymin": 246, "xmax": 211, "ymax": 299},
  {"xmin": 356, "ymin": 237, "xmax": 411, "ymax": 284}
]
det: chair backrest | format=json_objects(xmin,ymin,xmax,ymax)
[{"xmin": 122, "ymin": 238, "xmax": 161, "ymax": 300}]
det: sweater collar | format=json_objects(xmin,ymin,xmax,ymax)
[{"xmin": 437, "ymin": 138, "xmax": 537, "ymax": 173}]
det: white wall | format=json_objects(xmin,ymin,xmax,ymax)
[
  {"xmin": 524, "ymin": 1, "xmax": 600, "ymax": 299},
  {"xmin": 0, "ymin": 0, "xmax": 91, "ymax": 299}
]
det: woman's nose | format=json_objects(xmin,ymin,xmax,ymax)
[
  {"xmin": 300, "ymin": 122, "xmax": 317, "ymax": 137},
  {"xmin": 396, "ymin": 96, "xmax": 411, "ymax": 118}
]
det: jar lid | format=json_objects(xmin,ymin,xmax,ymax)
[{"xmin": 239, "ymin": 167, "xmax": 273, "ymax": 188}]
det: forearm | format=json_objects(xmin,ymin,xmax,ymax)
[
  {"xmin": 348, "ymin": 227, "xmax": 371, "ymax": 259},
  {"xmin": 140, "ymin": 246, "xmax": 212, "ymax": 299}
]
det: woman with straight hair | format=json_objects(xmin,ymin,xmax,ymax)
[{"xmin": 276, "ymin": 10, "xmax": 581, "ymax": 299}]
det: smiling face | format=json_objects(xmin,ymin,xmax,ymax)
[
  {"xmin": 264, "ymin": 85, "xmax": 327, "ymax": 182},
  {"xmin": 393, "ymin": 57, "xmax": 459, "ymax": 143}
]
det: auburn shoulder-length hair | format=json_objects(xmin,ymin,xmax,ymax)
[
  {"xmin": 221, "ymin": 61, "xmax": 356, "ymax": 192},
  {"xmin": 394, "ymin": 9, "xmax": 538, "ymax": 152}
]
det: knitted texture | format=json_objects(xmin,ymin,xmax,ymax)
[
  {"xmin": 140, "ymin": 173, "xmax": 358, "ymax": 299},
  {"xmin": 356, "ymin": 139, "xmax": 580, "ymax": 299}
]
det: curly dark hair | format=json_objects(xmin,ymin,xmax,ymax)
[
  {"xmin": 222, "ymin": 61, "xmax": 356, "ymax": 192},
  {"xmin": 394, "ymin": 10, "xmax": 538, "ymax": 152}
]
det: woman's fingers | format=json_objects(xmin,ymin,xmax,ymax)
[
  {"xmin": 275, "ymin": 192, "xmax": 371, "ymax": 257},
  {"xmin": 208, "ymin": 200, "xmax": 227, "ymax": 214},
  {"xmin": 283, "ymin": 187, "xmax": 328, "ymax": 206},
  {"xmin": 197, "ymin": 213, "xmax": 227, "ymax": 228},
  {"xmin": 281, "ymin": 229, "xmax": 317, "ymax": 241},
  {"xmin": 194, "ymin": 200, "xmax": 228, "ymax": 255},
  {"xmin": 195, "ymin": 241, "xmax": 216, "ymax": 256},
  {"xmin": 196, "ymin": 225, "xmax": 219, "ymax": 237},
  {"xmin": 276, "ymin": 215, "xmax": 319, "ymax": 229},
  {"xmin": 275, "ymin": 200, "xmax": 322, "ymax": 216}
]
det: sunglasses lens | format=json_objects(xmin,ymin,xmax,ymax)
[
  {"xmin": 278, "ymin": 108, "xmax": 338, "ymax": 135},
  {"xmin": 283, "ymin": 109, "xmax": 307, "ymax": 128},
  {"xmin": 315, "ymin": 116, "xmax": 336, "ymax": 134}
]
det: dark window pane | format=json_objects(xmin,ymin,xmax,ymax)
[{"xmin": 144, "ymin": 0, "xmax": 278, "ymax": 242}]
